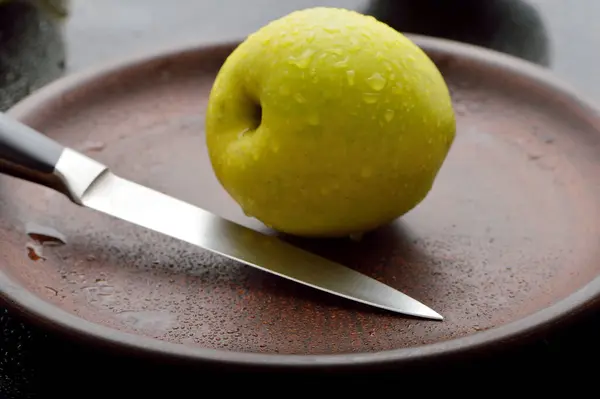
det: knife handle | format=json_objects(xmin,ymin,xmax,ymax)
[{"xmin": 0, "ymin": 112, "xmax": 66, "ymax": 191}]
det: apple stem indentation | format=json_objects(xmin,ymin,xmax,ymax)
[{"xmin": 250, "ymin": 102, "xmax": 263, "ymax": 131}]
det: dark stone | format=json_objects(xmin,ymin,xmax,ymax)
[
  {"xmin": 0, "ymin": 1, "xmax": 67, "ymax": 111},
  {"xmin": 364, "ymin": 0, "xmax": 551, "ymax": 66}
]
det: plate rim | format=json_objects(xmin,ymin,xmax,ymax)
[{"xmin": 2, "ymin": 34, "xmax": 600, "ymax": 370}]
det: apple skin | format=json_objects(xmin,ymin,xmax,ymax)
[{"xmin": 205, "ymin": 7, "xmax": 456, "ymax": 238}]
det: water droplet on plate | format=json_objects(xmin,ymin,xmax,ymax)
[
  {"xmin": 117, "ymin": 310, "xmax": 177, "ymax": 333},
  {"xmin": 82, "ymin": 282, "xmax": 116, "ymax": 306},
  {"xmin": 79, "ymin": 141, "xmax": 106, "ymax": 153},
  {"xmin": 25, "ymin": 222, "xmax": 67, "ymax": 246}
]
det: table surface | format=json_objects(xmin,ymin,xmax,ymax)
[{"xmin": 2, "ymin": 0, "xmax": 600, "ymax": 396}]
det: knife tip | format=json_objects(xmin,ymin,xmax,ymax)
[
  {"xmin": 427, "ymin": 311, "xmax": 444, "ymax": 321},
  {"xmin": 406, "ymin": 306, "xmax": 443, "ymax": 321},
  {"xmin": 394, "ymin": 303, "xmax": 444, "ymax": 321}
]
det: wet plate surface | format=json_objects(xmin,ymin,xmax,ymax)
[{"xmin": 1, "ymin": 36, "xmax": 600, "ymax": 367}]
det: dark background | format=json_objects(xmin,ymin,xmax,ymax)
[{"xmin": 2, "ymin": 0, "xmax": 599, "ymax": 396}]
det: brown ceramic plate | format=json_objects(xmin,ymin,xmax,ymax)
[{"xmin": 2, "ymin": 35, "xmax": 600, "ymax": 371}]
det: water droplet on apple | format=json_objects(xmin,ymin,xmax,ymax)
[
  {"xmin": 384, "ymin": 109, "xmax": 395, "ymax": 122},
  {"xmin": 346, "ymin": 70, "xmax": 355, "ymax": 86},
  {"xmin": 362, "ymin": 93, "xmax": 379, "ymax": 104},
  {"xmin": 366, "ymin": 73, "xmax": 386, "ymax": 91},
  {"xmin": 238, "ymin": 128, "xmax": 250, "ymax": 139},
  {"xmin": 333, "ymin": 56, "xmax": 349, "ymax": 68},
  {"xmin": 361, "ymin": 166, "xmax": 373, "ymax": 178},
  {"xmin": 308, "ymin": 113, "xmax": 320, "ymax": 126},
  {"xmin": 392, "ymin": 82, "xmax": 403, "ymax": 95},
  {"xmin": 288, "ymin": 48, "xmax": 315, "ymax": 69},
  {"xmin": 294, "ymin": 93, "xmax": 306, "ymax": 103},
  {"xmin": 279, "ymin": 85, "xmax": 290, "ymax": 96}
]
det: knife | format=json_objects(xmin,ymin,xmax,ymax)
[{"xmin": 0, "ymin": 112, "xmax": 442, "ymax": 321}]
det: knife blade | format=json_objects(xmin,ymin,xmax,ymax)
[{"xmin": 0, "ymin": 112, "xmax": 442, "ymax": 320}]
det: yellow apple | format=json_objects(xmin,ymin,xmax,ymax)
[{"xmin": 205, "ymin": 7, "xmax": 455, "ymax": 238}]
